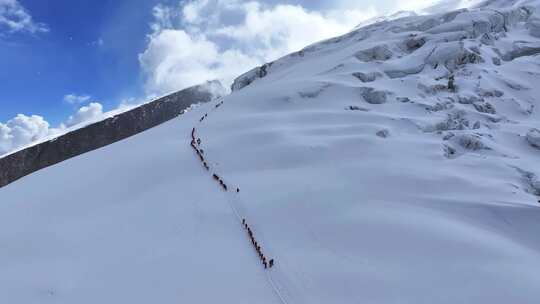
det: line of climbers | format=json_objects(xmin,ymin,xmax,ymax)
[
  {"xmin": 191, "ymin": 127, "xmax": 210, "ymax": 170},
  {"xmin": 199, "ymin": 113, "xmax": 208, "ymax": 122},
  {"xmin": 192, "ymin": 125, "xmax": 242, "ymax": 192},
  {"xmin": 243, "ymin": 218, "xmax": 274, "ymax": 269},
  {"xmin": 191, "ymin": 108, "xmax": 275, "ymax": 271},
  {"xmin": 213, "ymin": 173, "xmax": 228, "ymax": 191}
]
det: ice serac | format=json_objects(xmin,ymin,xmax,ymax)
[
  {"xmin": 0, "ymin": 81, "xmax": 222, "ymax": 188},
  {"xmin": 230, "ymin": 63, "xmax": 273, "ymax": 91}
]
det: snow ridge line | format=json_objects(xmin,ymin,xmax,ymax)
[{"xmin": 189, "ymin": 99, "xmax": 290, "ymax": 304}]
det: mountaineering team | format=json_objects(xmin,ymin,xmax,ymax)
[
  {"xmin": 243, "ymin": 218, "xmax": 274, "ymax": 269},
  {"xmin": 191, "ymin": 108, "xmax": 275, "ymax": 270}
]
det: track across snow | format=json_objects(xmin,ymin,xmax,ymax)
[
  {"xmin": 190, "ymin": 98, "xmax": 289, "ymax": 304},
  {"xmin": 0, "ymin": 103, "xmax": 281, "ymax": 303}
]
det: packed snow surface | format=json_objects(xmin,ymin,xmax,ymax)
[{"xmin": 1, "ymin": 0, "xmax": 540, "ymax": 303}]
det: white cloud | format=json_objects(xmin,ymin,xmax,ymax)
[
  {"xmin": 139, "ymin": 28, "xmax": 259, "ymax": 95},
  {"xmin": 0, "ymin": 0, "xmax": 48, "ymax": 34},
  {"xmin": 139, "ymin": 0, "xmax": 378, "ymax": 96},
  {"xmin": 65, "ymin": 102, "xmax": 104, "ymax": 127},
  {"xmin": 0, "ymin": 114, "xmax": 53, "ymax": 155},
  {"xmin": 0, "ymin": 102, "xmax": 108, "ymax": 156},
  {"xmin": 182, "ymin": 0, "xmax": 210, "ymax": 24},
  {"xmin": 63, "ymin": 94, "xmax": 92, "ymax": 105}
]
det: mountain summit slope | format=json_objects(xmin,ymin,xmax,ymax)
[
  {"xmin": 232, "ymin": 0, "xmax": 540, "ymax": 199},
  {"xmin": 1, "ymin": 1, "xmax": 540, "ymax": 303}
]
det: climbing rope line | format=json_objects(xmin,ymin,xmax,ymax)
[{"xmin": 189, "ymin": 98, "xmax": 289, "ymax": 304}]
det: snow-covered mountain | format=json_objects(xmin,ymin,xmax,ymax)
[{"xmin": 1, "ymin": 0, "xmax": 540, "ymax": 303}]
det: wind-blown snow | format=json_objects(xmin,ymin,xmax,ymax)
[{"xmin": 1, "ymin": 0, "xmax": 540, "ymax": 303}]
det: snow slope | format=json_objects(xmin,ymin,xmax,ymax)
[{"xmin": 2, "ymin": 0, "xmax": 540, "ymax": 303}]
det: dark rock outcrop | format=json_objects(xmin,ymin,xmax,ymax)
[
  {"xmin": 354, "ymin": 45, "xmax": 393, "ymax": 62},
  {"xmin": 526, "ymin": 128, "xmax": 540, "ymax": 149},
  {"xmin": 359, "ymin": 87, "xmax": 390, "ymax": 104},
  {"xmin": 0, "ymin": 82, "xmax": 221, "ymax": 188},
  {"xmin": 352, "ymin": 72, "xmax": 382, "ymax": 83},
  {"xmin": 231, "ymin": 63, "xmax": 273, "ymax": 91}
]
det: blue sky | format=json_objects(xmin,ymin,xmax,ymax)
[
  {"xmin": 0, "ymin": 0, "xmax": 427, "ymax": 155},
  {"xmin": 1, "ymin": 0, "xmax": 167, "ymax": 125}
]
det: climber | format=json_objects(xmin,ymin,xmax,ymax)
[{"xmin": 269, "ymin": 259, "xmax": 274, "ymax": 268}]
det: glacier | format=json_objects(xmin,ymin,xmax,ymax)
[{"xmin": 1, "ymin": 0, "xmax": 540, "ymax": 303}]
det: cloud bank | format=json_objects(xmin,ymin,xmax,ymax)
[
  {"xmin": 0, "ymin": 0, "xmax": 48, "ymax": 34},
  {"xmin": 65, "ymin": 102, "xmax": 104, "ymax": 127},
  {"xmin": 139, "ymin": 0, "xmax": 378, "ymax": 96},
  {"xmin": 0, "ymin": 114, "xmax": 57, "ymax": 155},
  {"xmin": 0, "ymin": 100, "xmax": 106, "ymax": 156}
]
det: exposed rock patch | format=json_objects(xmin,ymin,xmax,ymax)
[
  {"xmin": 515, "ymin": 167, "xmax": 540, "ymax": 196},
  {"xmin": 426, "ymin": 42, "xmax": 484, "ymax": 70},
  {"xmin": 397, "ymin": 97, "xmax": 411, "ymax": 103},
  {"xmin": 430, "ymin": 111, "xmax": 471, "ymax": 132},
  {"xmin": 376, "ymin": 129, "xmax": 390, "ymax": 138},
  {"xmin": 477, "ymin": 88, "xmax": 504, "ymax": 98},
  {"xmin": 385, "ymin": 64, "xmax": 425, "ymax": 79},
  {"xmin": 347, "ymin": 106, "xmax": 369, "ymax": 111},
  {"xmin": 443, "ymin": 144, "xmax": 458, "ymax": 158},
  {"xmin": 404, "ymin": 36, "xmax": 427, "ymax": 52},
  {"xmin": 458, "ymin": 94, "xmax": 483, "ymax": 104},
  {"xmin": 359, "ymin": 87, "xmax": 390, "ymax": 104},
  {"xmin": 526, "ymin": 128, "xmax": 540, "ymax": 149},
  {"xmin": 354, "ymin": 45, "xmax": 393, "ymax": 62},
  {"xmin": 299, "ymin": 83, "xmax": 331, "ymax": 99},
  {"xmin": 473, "ymin": 101, "xmax": 497, "ymax": 114},
  {"xmin": 352, "ymin": 72, "xmax": 382, "ymax": 83},
  {"xmin": 231, "ymin": 63, "xmax": 273, "ymax": 91},
  {"xmin": 502, "ymin": 44, "xmax": 540, "ymax": 61},
  {"xmin": 418, "ymin": 83, "xmax": 449, "ymax": 95},
  {"xmin": 456, "ymin": 133, "xmax": 488, "ymax": 151},
  {"xmin": 425, "ymin": 100, "xmax": 455, "ymax": 112}
]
